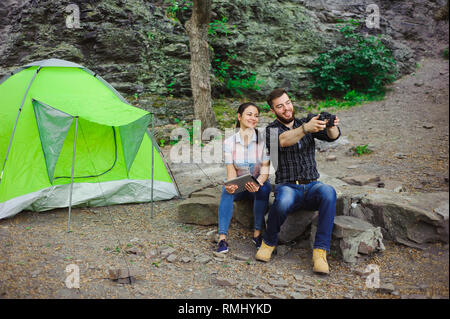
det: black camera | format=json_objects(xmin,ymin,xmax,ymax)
[{"xmin": 306, "ymin": 111, "xmax": 336, "ymax": 128}]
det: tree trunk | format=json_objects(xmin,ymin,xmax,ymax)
[{"xmin": 185, "ymin": 0, "xmax": 216, "ymax": 130}]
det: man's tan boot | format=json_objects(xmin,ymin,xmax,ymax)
[
  {"xmin": 255, "ymin": 241, "xmax": 276, "ymax": 262},
  {"xmin": 312, "ymin": 249, "xmax": 330, "ymax": 274}
]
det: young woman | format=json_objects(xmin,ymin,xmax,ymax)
[{"xmin": 217, "ymin": 102, "xmax": 271, "ymax": 253}]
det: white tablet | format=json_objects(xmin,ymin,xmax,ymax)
[{"xmin": 224, "ymin": 174, "xmax": 260, "ymax": 193}]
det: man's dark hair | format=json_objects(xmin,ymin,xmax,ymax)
[{"xmin": 266, "ymin": 88, "xmax": 289, "ymax": 109}]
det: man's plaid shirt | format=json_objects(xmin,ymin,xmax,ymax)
[{"xmin": 265, "ymin": 117, "xmax": 341, "ymax": 184}]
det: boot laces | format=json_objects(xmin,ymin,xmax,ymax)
[{"xmin": 316, "ymin": 249, "xmax": 327, "ymax": 261}]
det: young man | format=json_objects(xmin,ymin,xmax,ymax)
[{"xmin": 255, "ymin": 88, "xmax": 341, "ymax": 274}]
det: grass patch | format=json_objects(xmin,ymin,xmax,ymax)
[
  {"xmin": 305, "ymin": 90, "xmax": 385, "ymax": 113},
  {"xmin": 353, "ymin": 144, "xmax": 373, "ymax": 156}
]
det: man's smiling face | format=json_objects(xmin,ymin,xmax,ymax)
[{"xmin": 271, "ymin": 93, "xmax": 295, "ymax": 124}]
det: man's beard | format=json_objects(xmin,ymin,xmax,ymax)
[{"xmin": 275, "ymin": 109, "xmax": 295, "ymax": 124}]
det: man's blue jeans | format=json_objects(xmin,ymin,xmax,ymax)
[
  {"xmin": 263, "ymin": 181, "xmax": 336, "ymax": 251},
  {"xmin": 218, "ymin": 180, "xmax": 272, "ymax": 236}
]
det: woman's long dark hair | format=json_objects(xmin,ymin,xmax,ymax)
[{"xmin": 236, "ymin": 102, "xmax": 260, "ymax": 144}]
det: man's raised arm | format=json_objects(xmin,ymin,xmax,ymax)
[{"xmin": 279, "ymin": 114, "xmax": 327, "ymax": 147}]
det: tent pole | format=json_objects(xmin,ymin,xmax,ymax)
[
  {"xmin": 0, "ymin": 67, "xmax": 41, "ymax": 189},
  {"xmin": 150, "ymin": 113, "xmax": 154, "ymax": 220},
  {"xmin": 147, "ymin": 131, "xmax": 182, "ymax": 199},
  {"xmin": 68, "ymin": 117, "xmax": 78, "ymax": 233}
]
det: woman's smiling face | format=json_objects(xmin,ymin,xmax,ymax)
[{"xmin": 238, "ymin": 105, "xmax": 259, "ymax": 129}]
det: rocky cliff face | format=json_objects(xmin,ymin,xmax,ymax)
[{"xmin": 0, "ymin": 0, "xmax": 448, "ymax": 99}]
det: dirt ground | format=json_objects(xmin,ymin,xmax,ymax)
[{"xmin": 0, "ymin": 58, "xmax": 448, "ymax": 300}]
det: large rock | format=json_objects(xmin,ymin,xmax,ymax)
[
  {"xmin": 311, "ymin": 215, "xmax": 385, "ymax": 263},
  {"xmin": 178, "ymin": 187, "xmax": 264, "ymax": 227},
  {"xmin": 189, "ymin": 187, "xmax": 222, "ymax": 199},
  {"xmin": 278, "ymin": 210, "xmax": 318, "ymax": 244},
  {"xmin": 179, "ymin": 186, "xmax": 223, "ymax": 226},
  {"xmin": 177, "ymin": 196, "xmax": 219, "ymax": 226},
  {"xmin": 337, "ymin": 186, "xmax": 449, "ymax": 245},
  {"xmin": 318, "ymin": 174, "xmax": 449, "ymax": 247}
]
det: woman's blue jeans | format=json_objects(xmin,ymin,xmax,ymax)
[
  {"xmin": 218, "ymin": 180, "xmax": 272, "ymax": 236},
  {"xmin": 263, "ymin": 181, "xmax": 336, "ymax": 251}
]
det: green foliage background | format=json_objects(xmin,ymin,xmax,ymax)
[{"xmin": 309, "ymin": 20, "xmax": 398, "ymax": 98}]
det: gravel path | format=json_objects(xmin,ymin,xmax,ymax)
[{"xmin": 0, "ymin": 58, "xmax": 448, "ymax": 299}]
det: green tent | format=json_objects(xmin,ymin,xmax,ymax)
[{"xmin": 0, "ymin": 58, "xmax": 179, "ymax": 220}]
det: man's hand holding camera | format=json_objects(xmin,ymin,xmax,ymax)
[
  {"xmin": 303, "ymin": 113, "xmax": 340, "ymax": 139},
  {"xmin": 278, "ymin": 110, "xmax": 340, "ymax": 147}
]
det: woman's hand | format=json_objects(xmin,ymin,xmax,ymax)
[
  {"xmin": 245, "ymin": 182, "xmax": 260, "ymax": 193},
  {"xmin": 225, "ymin": 184, "xmax": 239, "ymax": 194}
]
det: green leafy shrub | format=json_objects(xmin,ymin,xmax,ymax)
[
  {"xmin": 165, "ymin": 0, "xmax": 192, "ymax": 21},
  {"xmin": 310, "ymin": 20, "xmax": 397, "ymax": 97},
  {"xmin": 354, "ymin": 144, "xmax": 373, "ymax": 156},
  {"xmin": 209, "ymin": 16, "xmax": 234, "ymax": 37},
  {"xmin": 213, "ymin": 58, "xmax": 231, "ymax": 82},
  {"xmin": 259, "ymin": 103, "xmax": 271, "ymax": 113},
  {"xmin": 225, "ymin": 70, "xmax": 263, "ymax": 96}
]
